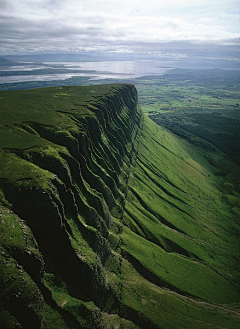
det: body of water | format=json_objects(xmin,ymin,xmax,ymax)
[
  {"xmin": 0, "ymin": 60, "xmax": 172, "ymax": 83},
  {"xmin": 1, "ymin": 57, "xmax": 239, "ymax": 84}
]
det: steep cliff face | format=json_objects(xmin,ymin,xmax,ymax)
[{"xmin": 0, "ymin": 84, "xmax": 240, "ymax": 328}]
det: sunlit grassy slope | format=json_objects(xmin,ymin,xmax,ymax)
[{"xmin": 0, "ymin": 84, "xmax": 240, "ymax": 328}]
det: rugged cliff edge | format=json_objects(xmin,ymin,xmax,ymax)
[{"xmin": 0, "ymin": 84, "xmax": 240, "ymax": 328}]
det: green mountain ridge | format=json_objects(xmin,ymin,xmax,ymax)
[{"xmin": 0, "ymin": 84, "xmax": 240, "ymax": 328}]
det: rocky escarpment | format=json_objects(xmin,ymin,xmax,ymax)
[
  {"xmin": 0, "ymin": 84, "xmax": 145, "ymax": 328},
  {"xmin": 0, "ymin": 84, "xmax": 240, "ymax": 328}
]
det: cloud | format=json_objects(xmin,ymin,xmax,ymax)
[
  {"xmin": 0, "ymin": 0, "xmax": 239, "ymax": 54},
  {"xmin": 220, "ymin": 13, "xmax": 240, "ymax": 20}
]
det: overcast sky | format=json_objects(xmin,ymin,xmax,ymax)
[{"xmin": 0, "ymin": 0, "xmax": 240, "ymax": 54}]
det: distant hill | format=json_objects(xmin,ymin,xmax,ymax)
[{"xmin": 0, "ymin": 57, "xmax": 22, "ymax": 66}]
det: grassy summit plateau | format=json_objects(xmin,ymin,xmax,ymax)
[{"xmin": 0, "ymin": 84, "xmax": 240, "ymax": 328}]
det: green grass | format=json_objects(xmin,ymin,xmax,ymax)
[
  {"xmin": 0, "ymin": 82, "xmax": 240, "ymax": 328},
  {"xmin": 120, "ymin": 259, "xmax": 240, "ymax": 329},
  {"xmin": 120, "ymin": 114, "xmax": 240, "ymax": 296},
  {"xmin": 133, "ymin": 69, "xmax": 240, "ymax": 166},
  {"xmin": 0, "ymin": 205, "xmax": 44, "ymax": 328}
]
